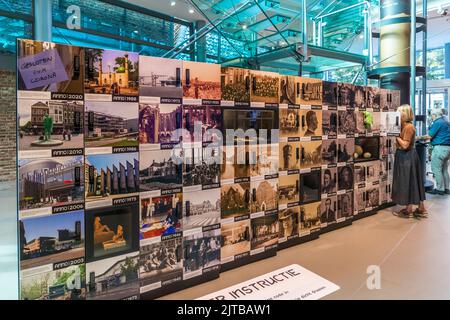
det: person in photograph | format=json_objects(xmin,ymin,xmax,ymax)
[
  {"xmin": 321, "ymin": 198, "xmax": 335, "ymax": 223},
  {"xmin": 338, "ymin": 142, "xmax": 351, "ymax": 162},
  {"xmin": 392, "ymin": 104, "xmax": 427, "ymax": 217},
  {"xmin": 339, "ymin": 166, "xmax": 353, "ymax": 190},
  {"xmin": 322, "ymin": 169, "xmax": 335, "ymax": 194},
  {"xmin": 305, "ymin": 111, "xmax": 318, "ymax": 136},
  {"xmin": 279, "ymin": 209, "xmax": 297, "ymax": 237}
]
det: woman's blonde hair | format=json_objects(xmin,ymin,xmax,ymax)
[{"xmin": 398, "ymin": 104, "xmax": 414, "ymax": 123}]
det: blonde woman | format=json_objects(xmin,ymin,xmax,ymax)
[{"xmin": 392, "ymin": 104, "xmax": 427, "ymax": 217}]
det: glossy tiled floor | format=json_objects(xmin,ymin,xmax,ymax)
[{"xmin": 161, "ymin": 192, "xmax": 450, "ymax": 300}]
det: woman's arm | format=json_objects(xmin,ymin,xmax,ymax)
[{"xmin": 396, "ymin": 125, "xmax": 415, "ymax": 150}]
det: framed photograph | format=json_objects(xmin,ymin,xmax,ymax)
[
  {"xmin": 183, "ymin": 229, "xmax": 221, "ymax": 275},
  {"xmin": 86, "ymin": 252, "xmax": 140, "ymax": 300},
  {"xmin": 85, "ymin": 202, "xmax": 139, "ymax": 262},
  {"xmin": 18, "ymin": 40, "xmax": 84, "ymax": 94},
  {"xmin": 250, "ymin": 70, "xmax": 280, "ymax": 104},
  {"xmin": 85, "ymin": 101, "xmax": 138, "ymax": 148},
  {"xmin": 300, "ymin": 141, "xmax": 322, "ymax": 169},
  {"xmin": 322, "ymin": 81, "xmax": 338, "ymax": 107},
  {"xmin": 279, "ymin": 141, "xmax": 300, "ymax": 171},
  {"xmin": 85, "ymin": 48, "xmax": 138, "ymax": 96},
  {"xmin": 279, "ymin": 206, "xmax": 299, "ymax": 238},
  {"xmin": 298, "ymin": 77, "xmax": 322, "ymax": 105},
  {"xmin": 320, "ymin": 196, "xmax": 337, "ymax": 224},
  {"xmin": 279, "ymin": 108, "xmax": 300, "ymax": 138},
  {"xmin": 338, "ymin": 192, "xmax": 353, "ymax": 218},
  {"xmin": 140, "ymin": 193, "xmax": 182, "ymax": 239},
  {"xmin": 138, "ymin": 103, "xmax": 182, "ymax": 145},
  {"xmin": 221, "ymin": 67, "xmax": 250, "ymax": 103},
  {"xmin": 183, "ymin": 189, "xmax": 221, "ymax": 230},
  {"xmin": 338, "ymin": 165, "xmax": 354, "ymax": 191},
  {"xmin": 18, "ymin": 99, "xmax": 84, "ymax": 152},
  {"xmin": 221, "ymin": 220, "xmax": 251, "ymax": 260},
  {"xmin": 183, "ymin": 61, "xmax": 221, "ymax": 100},
  {"xmin": 250, "ymin": 179, "xmax": 278, "ymax": 214},
  {"xmin": 250, "ymin": 213, "xmax": 279, "ymax": 249},
  {"xmin": 139, "ymin": 237, "xmax": 183, "ymax": 291},
  {"xmin": 299, "ymin": 109, "xmax": 322, "ymax": 137},
  {"xmin": 19, "ymin": 210, "xmax": 84, "ymax": 270},
  {"xmin": 139, "ymin": 56, "xmax": 182, "ymax": 98},
  {"xmin": 321, "ymin": 139, "xmax": 337, "ymax": 165},
  {"xmin": 299, "ymin": 202, "xmax": 321, "ymax": 233},
  {"xmin": 19, "ymin": 156, "xmax": 84, "ymax": 213},
  {"xmin": 322, "ymin": 110, "xmax": 338, "ymax": 137},
  {"xmin": 300, "ymin": 170, "xmax": 321, "ymax": 204},
  {"xmin": 278, "ymin": 174, "xmax": 299, "ymax": 206},
  {"xmin": 337, "ymin": 138, "xmax": 355, "ymax": 163},
  {"xmin": 20, "ymin": 264, "xmax": 86, "ymax": 300},
  {"xmin": 220, "ymin": 183, "xmax": 250, "ymax": 219},
  {"xmin": 279, "ymin": 75, "xmax": 297, "ymax": 105},
  {"xmin": 139, "ymin": 148, "xmax": 182, "ymax": 192},
  {"xmin": 85, "ymin": 153, "xmax": 139, "ymax": 203},
  {"xmin": 321, "ymin": 168, "xmax": 337, "ymax": 195},
  {"xmin": 338, "ymin": 109, "xmax": 356, "ymax": 135}
]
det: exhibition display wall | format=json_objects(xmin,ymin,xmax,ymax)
[{"xmin": 16, "ymin": 39, "xmax": 400, "ymax": 300}]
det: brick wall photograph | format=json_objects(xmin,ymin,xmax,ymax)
[{"xmin": 0, "ymin": 70, "xmax": 16, "ymax": 183}]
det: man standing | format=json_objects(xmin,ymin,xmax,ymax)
[{"xmin": 426, "ymin": 108, "xmax": 450, "ymax": 195}]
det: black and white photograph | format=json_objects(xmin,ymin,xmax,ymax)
[
  {"xmin": 300, "ymin": 170, "xmax": 321, "ymax": 204},
  {"xmin": 220, "ymin": 183, "xmax": 251, "ymax": 219},
  {"xmin": 322, "ymin": 81, "xmax": 338, "ymax": 107},
  {"xmin": 279, "ymin": 108, "xmax": 300, "ymax": 138},
  {"xmin": 278, "ymin": 174, "xmax": 299, "ymax": 206},
  {"xmin": 299, "ymin": 109, "xmax": 322, "ymax": 137},
  {"xmin": 320, "ymin": 196, "xmax": 337, "ymax": 223},
  {"xmin": 138, "ymin": 103, "xmax": 182, "ymax": 145},
  {"xmin": 298, "ymin": 77, "xmax": 322, "ymax": 105},
  {"xmin": 366, "ymin": 187, "xmax": 380, "ymax": 208},
  {"xmin": 279, "ymin": 75, "xmax": 297, "ymax": 105},
  {"xmin": 299, "ymin": 202, "xmax": 321, "ymax": 233},
  {"xmin": 337, "ymin": 83, "xmax": 354, "ymax": 106},
  {"xmin": 250, "ymin": 179, "xmax": 278, "ymax": 214},
  {"xmin": 221, "ymin": 146, "xmax": 249, "ymax": 181},
  {"xmin": 221, "ymin": 67, "xmax": 250, "ymax": 103},
  {"xmin": 354, "ymin": 163, "xmax": 365, "ymax": 185},
  {"xmin": 364, "ymin": 160, "xmax": 380, "ymax": 184},
  {"xmin": 139, "ymin": 237, "xmax": 183, "ymax": 290},
  {"xmin": 139, "ymin": 148, "xmax": 182, "ymax": 192},
  {"xmin": 380, "ymin": 111, "xmax": 401, "ymax": 134},
  {"xmin": 322, "ymin": 110, "xmax": 338, "ymax": 137},
  {"xmin": 139, "ymin": 56, "xmax": 182, "ymax": 98},
  {"xmin": 352, "ymin": 85, "xmax": 365, "ymax": 109},
  {"xmin": 338, "ymin": 165, "xmax": 354, "ymax": 191},
  {"xmin": 279, "ymin": 141, "xmax": 300, "ymax": 171},
  {"xmin": 338, "ymin": 109, "xmax": 356, "ymax": 135},
  {"xmin": 250, "ymin": 213, "xmax": 279, "ymax": 250},
  {"xmin": 337, "ymin": 138, "xmax": 355, "ymax": 163},
  {"xmin": 279, "ymin": 207, "xmax": 299, "ymax": 238},
  {"xmin": 249, "ymin": 143, "xmax": 279, "ymax": 177},
  {"xmin": 250, "ymin": 70, "xmax": 280, "ymax": 104},
  {"xmin": 183, "ymin": 147, "xmax": 221, "ymax": 187},
  {"xmin": 183, "ymin": 189, "xmax": 221, "ymax": 229},
  {"xmin": 366, "ymin": 86, "xmax": 380, "ymax": 109},
  {"xmin": 321, "ymin": 168, "xmax": 337, "ymax": 195},
  {"xmin": 221, "ymin": 220, "xmax": 251, "ymax": 260},
  {"xmin": 338, "ymin": 192, "xmax": 353, "ymax": 218},
  {"xmin": 184, "ymin": 229, "xmax": 221, "ymax": 275},
  {"xmin": 183, "ymin": 105, "xmax": 222, "ymax": 143},
  {"xmin": 322, "ymin": 139, "xmax": 337, "ymax": 165},
  {"xmin": 300, "ymin": 141, "xmax": 322, "ymax": 169},
  {"xmin": 355, "ymin": 187, "xmax": 366, "ymax": 213}
]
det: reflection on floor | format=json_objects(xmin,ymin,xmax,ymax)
[{"xmin": 160, "ymin": 191, "xmax": 450, "ymax": 300}]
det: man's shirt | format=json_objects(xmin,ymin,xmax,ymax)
[{"xmin": 429, "ymin": 116, "xmax": 450, "ymax": 146}]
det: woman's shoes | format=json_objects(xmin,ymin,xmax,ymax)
[
  {"xmin": 413, "ymin": 208, "xmax": 428, "ymax": 218},
  {"xmin": 396, "ymin": 208, "xmax": 413, "ymax": 218}
]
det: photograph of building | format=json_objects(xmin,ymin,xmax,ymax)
[
  {"xmin": 139, "ymin": 56, "xmax": 182, "ymax": 98},
  {"xmin": 250, "ymin": 70, "xmax": 280, "ymax": 104},
  {"xmin": 352, "ymin": 85, "xmax": 366, "ymax": 109},
  {"xmin": 221, "ymin": 220, "xmax": 251, "ymax": 260},
  {"xmin": 298, "ymin": 78, "xmax": 322, "ymax": 105},
  {"xmin": 140, "ymin": 193, "xmax": 182, "ymax": 239},
  {"xmin": 279, "ymin": 207, "xmax": 299, "ymax": 238},
  {"xmin": 20, "ymin": 264, "xmax": 86, "ymax": 300},
  {"xmin": 320, "ymin": 196, "xmax": 337, "ymax": 224},
  {"xmin": 221, "ymin": 183, "xmax": 250, "ymax": 218},
  {"xmin": 278, "ymin": 174, "xmax": 299, "ymax": 206},
  {"xmin": 300, "ymin": 141, "xmax": 322, "ymax": 169},
  {"xmin": 20, "ymin": 210, "xmax": 84, "ymax": 270},
  {"xmin": 300, "ymin": 170, "xmax": 321, "ymax": 204},
  {"xmin": 85, "ymin": 48, "xmax": 138, "ymax": 96},
  {"xmin": 85, "ymin": 203, "xmax": 139, "ymax": 262},
  {"xmin": 322, "ymin": 139, "xmax": 337, "ymax": 165},
  {"xmin": 354, "ymin": 164, "xmax": 365, "ymax": 185},
  {"xmin": 19, "ymin": 99, "xmax": 84, "ymax": 150},
  {"xmin": 183, "ymin": 189, "xmax": 220, "ymax": 230},
  {"xmin": 249, "ymin": 143, "xmax": 279, "ymax": 177},
  {"xmin": 338, "ymin": 109, "xmax": 356, "ymax": 135},
  {"xmin": 17, "ymin": 39, "xmax": 84, "ymax": 93},
  {"xmin": 338, "ymin": 192, "xmax": 353, "ymax": 218},
  {"xmin": 19, "ymin": 156, "xmax": 84, "ymax": 211},
  {"xmin": 322, "ymin": 81, "xmax": 338, "ymax": 107},
  {"xmin": 279, "ymin": 75, "xmax": 297, "ymax": 105},
  {"xmin": 183, "ymin": 61, "xmax": 221, "ymax": 100},
  {"xmin": 337, "ymin": 83, "xmax": 354, "ymax": 106},
  {"xmin": 337, "ymin": 138, "xmax": 355, "ymax": 163},
  {"xmin": 85, "ymin": 101, "xmax": 138, "ymax": 148},
  {"xmin": 86, "ymin": 252, "xmax": 139, "ymax": 300},
  {"xmin": 299, "ymin": 202, "xmax": 321, "ymax": 233},
  {"xmin": 184, "ymin": 229, "xmax": 221, "ymax": 274},
  {"xmin": 363, "ymin": 161, "xmax": 380, "ymax": 184},
  {"xmin": 85, "ymin": 153, "xmax": 139, "ymax": 202},
  {"xmin": 250, "ymin": 179, "xmax": 278, "ymax": 214},
  {"xmin": 251, "ymin": 213, "xmax": 279, "ymax": 250},
  {"xmin": 366, "ymin": 86, "xmax": 380, "ymax": 109},
  {"xmin": 354, "ymin": 188, "xmax": 366, "ymax": 213},
  {"xmin": 338, "ymin": 165, "xmax": 354, "ymax": 191},
  {"xmin": 380, "ymin": 111, "xmax": 401, "ymax": 135},
  {"xmin": 221, "ymin": 67, "xmax": 250, "ymax": 103},
  {"xmin": 279, "ymin": 141, "xmax": 300, "ymax": 171},
  {"xmin": 138, "ymin": 103, "xmax": 182, "ymax": 145},
  {"xmin": 380, "ymin": 136, "xmax": 397, "ymax": 158},
  {"xmin": 322, "ymin": 168, "xmax": 337, "ymax": 195},
  {"xmin": 279, "ymin": 108, "xmax": 300, "ymax": 138},
  {"xmin": 221, "ymin": 145, "xmax": 249, "ymax": 180},
  {"xmin": 183, "ymin": 147, "xmax": 221, "ymax": 187},
  {"xmin": 139, "ymin": 237, "xmax": 183, "ymax": 290},
  {"xmin": 139, "ymin": 148, "xmax": 182, "ymax": 192},
  {"xmin": 322, "ymin": 110, "xmax": 338, "ymax": 137}
]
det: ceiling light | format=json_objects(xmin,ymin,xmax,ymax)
[
  {"xmin": 134, "ymin": 30, "xmax": 139, "ymax": 34},
  {"xmin": 170, "ymin": 1, "xmax": 176, "ymax": 6},
  {"xmin": 189, "ymin": 8, "xmax": 195, "ymax": 14},
  {"xmin": 359, "ymin": 34, "xmax": 364, "ymax": 39},
  {"xmin": 242, "ymin": 24, "xmax": 247, "ymax": 30}
]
